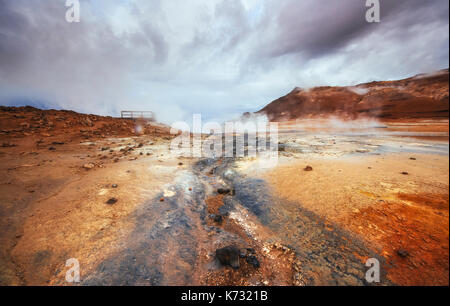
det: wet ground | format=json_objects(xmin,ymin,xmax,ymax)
[
  {"xmin": 71, "ymin": 131, "xmax": 448, "ymax": 285},
  {"xmin": 1, "ymin": 121, "xmax": 448, "ymax": 286},
  {"xmin": 68, "ymin": 155, "xmax": 381, "ymax": 286}
]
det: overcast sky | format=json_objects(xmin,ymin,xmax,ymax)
[{"xmin": 0, "ymin": 0, "xmax": 448, "ymax": 123}]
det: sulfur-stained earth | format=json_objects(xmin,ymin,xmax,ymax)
[{"xmin": 0, "ymin": 106, "xmax": 448, "ymax": 286}]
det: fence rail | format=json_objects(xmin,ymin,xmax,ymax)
[{"xmin": 121, "ymin": 111, "xmax": 155, "ymax": 120}]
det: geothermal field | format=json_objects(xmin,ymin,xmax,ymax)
[{"xmin": 0, "ymin": 71, "xmax": 448, "ymax": 286}]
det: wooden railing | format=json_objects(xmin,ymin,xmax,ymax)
[{"xmin": 121, "ymin": 111, "xmax": 155, "ymax": 120}]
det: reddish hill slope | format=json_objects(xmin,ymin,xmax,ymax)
[
  {"xmin": 0, "ymin": 106, "xmax": 172, "ymax": 145},
  {"xmin": 257, "ymin": 69, "xmax": 449, "ymax": 121}
]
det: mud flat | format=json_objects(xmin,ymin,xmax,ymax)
[
  {"xmin": 262, "ymin": 152, "xmax": 448, "ymax": 285},
  {"xmin": 242, "ymin": 126, "xmax": 449, "ymax": 286},
  {"xmin": 0, "ymin": 107, "xmax": 448, "ymax": 286}
]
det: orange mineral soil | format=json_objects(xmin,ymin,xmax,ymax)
[
  {"xmin": 263, "ymin": 154, "xmax": 449, "ymax": 285},
  {"xmin": 1, "ymin": 100, "xmax": 448, "ymax": 286}
]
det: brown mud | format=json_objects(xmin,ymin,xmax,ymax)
[{"xmin": 0, "ymin": 106, "xmax": 448, "ymax": 286}]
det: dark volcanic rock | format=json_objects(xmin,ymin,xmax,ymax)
[
  {"xmin": 1, "ymin": 142, "xmax": 16, "ymax": 148},
  {"xmin": 246, "ymin": 255, "xmax": 260, "ymax": 268},
  {"xmin": 246, "ymin": 248, "xmax": 256, "ymax": 254},
  {"xmin": 211, "ymin": 214, "xmax": 223, "ymax": 224},
  {"xmin": 397, "ymin": 249, "xmax": 409, "ymax": 258},
  {"xmin": 106, "ymin": 198, "xmax": 118, "ymax": 205},
  {"xmin": 216, "ymin": 245, "xmax": 240, "ymax": 269},
  {"xmin": 217, "ymin": 188, "xmax": 231, "ymax": 195},
  {"xmin": 304, "ymin": 166, "xmax": 313, "ymax": 171}
]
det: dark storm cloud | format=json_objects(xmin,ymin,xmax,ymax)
[
  {"xmin": 0, "ymin": 0, "xmax": 170, "ymax": 116},
  {"xmin": 253, "ymin": 0, "xmax": 449, "ymax": 61},
  {"xmin": 0, "ymin": 0, "xmax": 448, "ymax": 123},
  {"xmin": 0, "ymin": 0, "xmax": 31, "ymax": 73}
]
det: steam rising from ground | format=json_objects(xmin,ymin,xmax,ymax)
[
  {"xmin": 347, "ymin": 87, "xmax": 369, "ymax": 95},
  {"xmin": 227, "ymin": 113, "xmax": 271, "ymax": 133},
  {"xmin": 0, "ymin": 1, "xmax": 448, "ymax": 125},
  {"xmin": 279, "ymin": 117, "xmax": 387, "ymax": 134}
]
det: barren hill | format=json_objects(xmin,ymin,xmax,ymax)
[
  {"xmin": 257, "ymin": 69, "xmax": 449, "ymax": 121},
  {"xmin": 0, "ymin": 106, "xmax": 172, "ymax": 146}
]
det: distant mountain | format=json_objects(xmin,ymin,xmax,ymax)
[{"xmin": 256, "ymin": 69, "xmax": 449, "ymax": 121}]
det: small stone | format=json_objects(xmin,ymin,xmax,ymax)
[
  {"xmin": 83, "ymin": 163, "xmax": 95, "ymax": 170},
  {"xmin": 216, "ymin": 245, "xmax": 240, "ymax": 269},
  {"xmin": 159, "ymin": 198, "xmax": 165, "ymax": 202},
  {"xmin": 214, "ymin": 214, "xmax": 223, "ymax": 224},
  {"xmin": 218, "ymin": 188, "xmax": 231, "ymax": 195},
  {"xmin": 397, "ymin": 249, "xmax": 409, "ymax": 258},
  {"xmin": 401, "ymin": 172, "xmax": 409, "ymax": 175},
  {"xmin": 356, "ymin": 149, "xmax": 370, "ymax": 153},
  {"xmin": 48, "ymin": 147, "xmax": 56, "ymax": 151},
  {"xmin": 112, "ymin": 184, "xmax": 118, "ymax": 188},
  {"xmin": 304, "ymin": 166, "xmax": 313, "ymax": 171},
  {"xmin": 246, "ymin": 255, "xmax": 260, "ymax": 268},
  {"xmin": 1, "ymin": 142, "xmax": 16, "ymax": 148},
  {"xmin": 410, "ymin": 157, "xmax": 416, "ymax": 160},
  {"xmin": 106, "ymin": 198, "xmax": 118, "ymax": 205},
  {"xmin": 246, "ymin": 248, "xmax": 256, "ymax": 254},
  {"xmin": 178, "ymin": 162, "xmax": 184, "ymax": 166}
]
